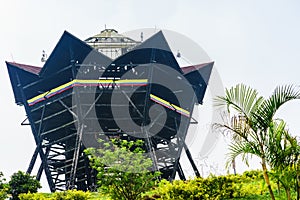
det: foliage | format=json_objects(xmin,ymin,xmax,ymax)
[
  {"xmin": 0, "ymin": 188, "xmax": 7, "ymax": 200},
  {"xmin": 19, "ymin": 192, "xmax": 48, "ymax": 200},
  {"xmin": 147, "ymin": 170, "xmax": 270, "ymax": 200},
  {"xmin": 19, "ymin": 190, "xmax": 90, "ymax": 200},
  {"xmin": 8, "ymin": 171, "xmax": 41, "ymax": 200},
  {"xmin": 52, "ymin": 190, "xmax": 91, "ymax": 200},
  {"xmin": 0, "ymin": 172, "xmax": 8, "ymax": 200},
  {"xmin": 85, "ymin": 138, "xmax": 160, "ymax": 200},
  {"xmin": 89, "ymin": 192, "xmax": 111, "ymax": 200},
  {"xmin": 266, "ymin": 120, "xmax": 300, "ymax": 199},
  {"xmin": 215, "ymin": 84, "xmax": 300, "ymax": 200},
  {"xmin": 18, "ymin": 191, "xmax": 110, "ymax": 200},
  {"xmin": 16, "ymin": 170, "xmax": 299, "ymax": 200}
]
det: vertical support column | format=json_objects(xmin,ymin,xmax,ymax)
[
  {"xmin": 170, "ymin": 115, "xmax": 183, "ymax": 180},
  {"xmin": 141, "ymin": 61, "xmax": 159, "ymax": 172},
  {"xmin": 67, "ymin": 60, "xmax": 85, "ymax": 189},
  {"xmin": 68, "ymin": 124, "xmax": 84, "ymax": 189}
]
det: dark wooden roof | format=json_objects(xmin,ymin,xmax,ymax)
[
  {"xmin": 6, "ymin": 62, "xmax": 41, "ymax": 75},
  {"xmin": 181, "ymin": 62, "xmax": 214, "ymax": 74}
]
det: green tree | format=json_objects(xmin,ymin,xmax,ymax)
[
  {"xmin": 85, "ymin": 138, "xmax": 160, "ymax": 200},
  {"xmin": 0, "ymin": 171, "xmax": 8, "ymax": 200},
  {"xmin": 8, "ymin": 171, "xmax": 41, "ymax": 200},
  {"xmin": 215, "ymin": 84, "xmax": 300, "ymax": 200}
]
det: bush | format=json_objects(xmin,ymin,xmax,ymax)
[
  {"xmin": 8, "ymin": 171, "xmax": 41, "ymax": 200},
  {"xmin": 52, "ymin": 190, "xmax": 91, "ymax": 200},
  {"xmin": 19, "ymin": 192, "xmax": 48, "ymax": 200},
  {"xmin": 0, "ymin": 189, "xmax": 7, "ymax": 200},
  {"xmin": 19, "ymin": 190, "xmax": 90, "ymax": 200},
  {"xmin": 149, "ymin": 171, "xmax": 269, "ymax": 200},
  {"xmin": 0, "ymin": 172, "xmax": 8, "ymax": 200},
  {"xmin": 242, "ymin": 170, "xmax": 263, "ymax": 180},
  {"xmin": 152, "ymin": 176, "xmax": 241, "ymax": 199}
]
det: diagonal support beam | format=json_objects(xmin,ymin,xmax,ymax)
[
  {"xmin": 27, "ymin": 146, "xmax": 39, "ymax": 174},
  {"xmin": 83, "ymin": 90, "xmax": 103, "ymax": 119},
  {"xmin": 16, "ymin": 72, "xmax": 56, "ymax": 192},
  {"xmin": 67, "ymin": 118, "xmax": 84, "ymax": 189},
  {"xmin": 21, "ymin": 117, "xmax": 30, "ymax": 125},
  {"xmin": 177, "ymin": 162, "xmax": 186, "ymax": 180},
  {"xmin": 59, "ymin": 99, "xmax": 78, "ymax": 119},
  {"xmin": 121, "ymin": 90, "xmax": 144, "ymax": 118},
  {"xmin": 183, "ymin": 142, "xmax": 201, "ymax": 177},
  {"xmin": 190, "ymin": 116, "xmax": 198, "ymax": 124},
  {"xmin": 37, "ymin": 146, "xmax": 51, "ymax": 181},
  {"xmin": 27, "ymin": 105, "xmax": 47, "ymax": 174}
]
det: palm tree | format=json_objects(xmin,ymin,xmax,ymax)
[
  {"xmin": 266, "ymin": 120, "xmax": 300, "ymax": 200},
  {"xmin": 215, "ymin": 84, "xmax": 300, "ymax": 200}
]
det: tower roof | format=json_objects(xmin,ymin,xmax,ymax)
[
  {"xmin": 6, "ymin": 62, "xmax": 41, "ymax": 75},
  {"xmin": 6, "ymin": 30, "xmax": 213, "ymax": 105},
  {"xmin": 85, "ymin": 28, "xmax": 139, "ymax": 44},
  {"xmin": 90, "ymin": 29, "xmax": 124, "ymax": 38}
]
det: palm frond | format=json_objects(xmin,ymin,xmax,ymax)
[
  {"xmin": 215, "ymin": 84, "xmax": 264, "ymax": 120},
  {"xmin": 215, "ymin": 122, "xmax": 248, "ymax": 142},
  {"xmin": 216, "ymin": 84, "xmax": 300, "ymax": 174},
  {"xmin": 225, "ymin": 140, "xmax": 259, "ymax": 169},
  {"xmin": 254, "ymin": 85, "xmax": 300, "ymax": 130},
  {"xmin": 215, "ymin": 117, "xmax": 260, "ymax": 145},
  {"xmin": 266, "ymin": 120, "xmax": 286, "ymax": 166},
  {"xmin": 266, "ymin": 120, "xmax": 300, "ymax": 169}
]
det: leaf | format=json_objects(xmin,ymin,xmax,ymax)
[
  {"xmin": 215, "ymin": 83, "xmax": 264, "ymax": 120},
  {"xmin": 254, "ymin": 85, "xmax": 300, "ymax": 130}
]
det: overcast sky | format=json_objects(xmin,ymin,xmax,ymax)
[{"xmin": 1, "ymin": 0, "xmax": 300, "ymax": 191}]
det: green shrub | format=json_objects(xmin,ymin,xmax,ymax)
[
  {"xmin": 19, "ymin": 190, "xmax": 90, "ymax": 200},
  {"xmin": 52, "ymin": 189, "xmax": 91, "ymax": 200},
  {"xmin": 242, "ymin": 170, "xmax": 263, "ymax": 180},
  {"xmin": 149, "ymin": 171, "xmax": 270, "ymax": 200},
  {"xmin": 0, "ymin": 188, "xmax": 8, "ymax": 200},
  {"xmin": 0, "ymin": 172, "xmax": 8, "ymax": 200},
  {"xmin": 19, "ymin": 192, "xmax": 48, "ymax": 200},
  {"xmin": 8, "ymin": 171, "xmax": 41, "ymax": 200},
  {"xmin": 151, "ymin": 177, "xmax": 239, "ymax": 200}
]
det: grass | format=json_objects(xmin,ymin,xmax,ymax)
[
  {"xmin": 228, "ymin": 191, "xmax": 296, "ymax": 200},
  {"xmin": 80, "ymin": 191, "xmax": 296, "ymax": 199},
  {"xmin": 89, "ymin": 192, "xmax": 110, "ymax": 200},
  {"xmin": 35, "ymin": 190, "xmax": 295, "ymax": 200}
]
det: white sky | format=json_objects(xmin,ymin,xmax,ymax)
[{"xmin": 1, "ymin": 0, "xmax": 300, "ymax": 191}]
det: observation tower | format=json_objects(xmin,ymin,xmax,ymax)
[{"xmin": 6, "ymin": 29, "xmax": 213, "ymax": 191}]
